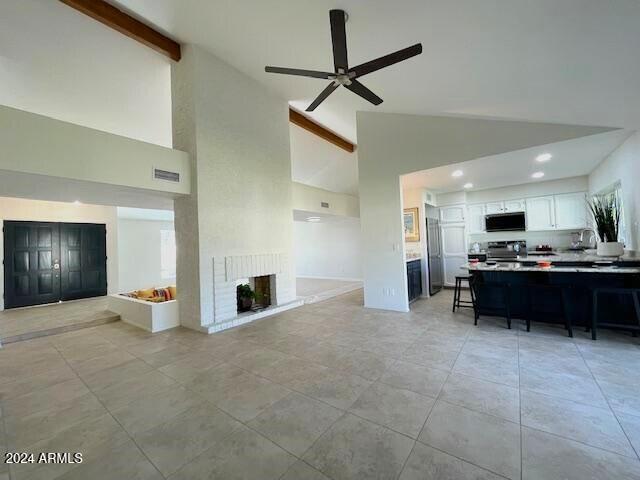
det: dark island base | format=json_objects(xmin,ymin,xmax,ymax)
[{"xmin": 470, "ymin": 270, "xmax": 640, "ymax": 330}]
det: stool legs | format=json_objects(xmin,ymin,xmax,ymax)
[
  {"xmin": 504, "ymin": 286, "xmax": 511, "ymax": 330},
  {"xmin": 591, "ymin": 290, "xmax": 598, "ymax": 341},
  {"xmin": 452, "ymin": 277, "xmax": 459, "ymax": 313},
  {"xmin": 561, "ymin": 289, "xmax": 573, "ymax": 338}
]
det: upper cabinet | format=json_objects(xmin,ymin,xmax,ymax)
[
  {"xmin": 526, "ymin": 196, "xmax": 556, "ymax": 230},
  {"xmin": 554, "ymin": 192, "xmax": 588, "ymax": 230},
  {"xmin": 525, "ymin": 192, "xmax": 588, "ymax": 231},
  {"xmin": 484, "ymin": 199, "xmax": 526, "ymax": 214},
  {"xmin": 485, "ymin": 202, "xmax": 504, "ymax": 214},
  {"xmin": 504, "ymin": 199, "xmax": 526, "ymax": 212},
  {"xmin": 467, "ymin": 204, "xmax": 486, "ymax": 234},
  {"xmin": 440, "ymin": 204, "xmax": 466, "ymax": 223}
]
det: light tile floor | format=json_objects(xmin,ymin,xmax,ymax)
[
  {"xmin": 0, "ymin": 297, "xmax": 118, "ymax": 344},
  {"xmin": 1, "ymin": 289, "xmax": 640, "ymax": 479}
]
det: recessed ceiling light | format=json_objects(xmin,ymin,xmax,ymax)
[
  {"xmin": 451, "ymin": 170, "xmax": 463, "ymax": 177},
  {"xmin": 536, "ymin": 153, "xmax": 552, "ymax": 162},
  {"xmin": 306, "ymin": 216, "xmax": 321, "ymax": 222},
  {"xmin": 463, "ymin": 183, "xmax": 473, "ymax": 189},
  {"xmin": 531, "ymin": 171, "xmax": 545, "ymax": 179}
]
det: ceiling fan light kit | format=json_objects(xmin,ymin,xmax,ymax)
[{"xmin": 265, "ymin": 9, "xmax": 422, "ymax": 111}]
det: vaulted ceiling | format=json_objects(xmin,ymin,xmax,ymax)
[{"xmin": 114, "ymin": 0, "xmax": 640, "ymax": 141}]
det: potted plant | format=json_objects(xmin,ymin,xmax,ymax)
[
  {"xmin": 236, "ymin": 283, "xmax": 255, "ymax": 312},
  {"xmin": 587, "ymin": 194, "xmax": 624, "ymax": 256}
]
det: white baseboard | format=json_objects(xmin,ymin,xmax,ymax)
[{"xmin": 296, "ymin": 275, "xmax": 363, "ymax": 282}]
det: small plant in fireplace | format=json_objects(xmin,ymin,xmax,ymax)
[{"xmin": 236, "ymin": 283, "xmax": 255, "ymax": 312}]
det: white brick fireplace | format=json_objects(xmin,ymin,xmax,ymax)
[{"xmin": 205, "ymin": 253, "xmax": 301, "ymax": 333}]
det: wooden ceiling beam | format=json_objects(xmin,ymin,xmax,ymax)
[
  {"xmin": 59, "ymin": 0, "xmax": 181, "ymax": 61},
  {"xmin": 289, "ymin": 109, "xmax": 355, "ymax": 153}
]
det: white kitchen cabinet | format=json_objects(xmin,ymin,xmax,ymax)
[
  {"xmin": 467, "ymin": 204, "xmax": 486, "ymax": 234},
  {"xmin": 441, "ymin": 223, "xmax": 467, "ymax": 287},
  {"xmin": 440, "ymin": 205, "xmax": 466, "ymax": 223},
  {"xmin": 504, "ymin": 199, "xmax": 526, "ymax": 212},
  {"xmin": 526, "ymin": 196, "xmax": 556, "ymax": 231},
  {"xmin": 485, "ymin": 202, "xmax": 504, "ymax": 214},
  {"xmin": 443, "ymin": 256, "xmax": 468, "ymax": 287},
  {"xmin": 554, "ymin": 192, "xmax": 587, "ymax": 230}
]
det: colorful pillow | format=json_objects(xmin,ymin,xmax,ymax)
[
  {"xmin": 168, "ymin": 286, "xmax": 177, "ymax": 299},
  {"xmin": 137, "ymin": 288, "xmax": 155, "ymax": 298}
]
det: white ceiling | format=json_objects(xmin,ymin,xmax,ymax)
[
  {"xmin": 401, "ymin": 130, "xmax": 631, "ymax": 193},
  {"xmin": 290, "ymin": 124, "xmax": 358, "ymax": 195},
  {"xmin": 113, "ymin": 0, "xmax": 640, "ymax": 141}
]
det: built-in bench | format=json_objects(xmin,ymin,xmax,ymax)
[{"xmin": 107, "ymin": 294, "xmax": 179, "ymax": 333}]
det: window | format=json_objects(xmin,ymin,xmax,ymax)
[
  {"xmin": 160, "ymin": 229, "xmax": 176, "ymax": 279},
  {"xmin": 594, "ymin": 181, "xmax": 627, "ymax": 246}
]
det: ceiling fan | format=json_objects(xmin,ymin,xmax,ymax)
[{"xmin": 265, "ymin": 9, "xmax": 422, "ymax": 111}]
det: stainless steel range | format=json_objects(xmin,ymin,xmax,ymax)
[{"xmin": 487, "ymin": 240, "xmax": 527, "ymax": 261}]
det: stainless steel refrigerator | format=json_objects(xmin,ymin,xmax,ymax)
[{"xmin": 425, "ymin": 209, "xmax": 444, "ymax": 295}]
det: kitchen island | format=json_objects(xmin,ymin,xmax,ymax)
[{"xmin": 463, "ymin": 255, "xmax": 640, "ymax": 330}]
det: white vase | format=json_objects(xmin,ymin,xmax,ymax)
[{"xmin": 596, "ymin": 241, "xmax": 624, "ymax": 257}]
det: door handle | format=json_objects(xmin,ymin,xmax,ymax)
[{"xmin": 53, "ymin": 261, "xmax": 60, "ymax": 270}]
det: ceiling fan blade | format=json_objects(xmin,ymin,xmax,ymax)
[
  {"xmin": 345, "ymin": 79, "xmax": 383, "ymax": 105},
  {"xmin": 349, "ymin": 43, "xmax": 423, "ymax": 78},
  {"xmin": 265, "ymin": 66, "xmax": 333, "ymax": 79},
  {"xmin": 306, "ymin": 82, "xmax": 339, "ymax": 111},
  {"xmin": 330, "ymin": 9, "xmax": 348, "ymax": 71}
]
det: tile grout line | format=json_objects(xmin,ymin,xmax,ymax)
[
  {"xmin": 517, "ymin": 325, "xmax": 523, "ymax": 480},
  {"xmin": 49, "ymin": 341, "xmax": 168, "ymax": 480},
  {"xmin": 401, "ymin": 318, "xmax": 515, "ymax": 480},
  {"xmin": 395, "ymin": 316, "xmax": 470, "ymax": 480},
  {"xmin": 573, "ymin": 339, "xmax": 640, "ymax": 462}
]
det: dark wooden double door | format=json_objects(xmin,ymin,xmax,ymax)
[{"xmin": 3, "ymin": 221, "xmax": 107, "ymax": 309}]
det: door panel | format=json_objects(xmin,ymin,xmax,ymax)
[
  {"xmin": 3, "ymin": 221, "xmax": 107, "ymax": 309},
  {"xmin": 60, "ymin": 223, "xmax": 107, "ymax": 301},
  {"xmin": 554, "ymin": 192, "xmax": 587, "ymax": 230},
  {"xmin": 525, "ymin": 196, "xmax": 556, "ymax": 231},
  {"xmin": 3, "ymin": 221, "xmax": 61, "ymax": 308}
]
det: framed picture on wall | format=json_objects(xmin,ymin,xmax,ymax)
[{"xmin": 404, "ymin": 207, "xmax": 420, "ymax": 242}]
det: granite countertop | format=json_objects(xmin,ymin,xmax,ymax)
[
  {"xmin": 463, "ymin": 262, "xmax": 640, "ymax": 274},
  {"xmin": 520, "ymin": 251, "xmax": 639, "ymax": 263}
]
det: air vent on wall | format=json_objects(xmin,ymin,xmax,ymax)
[
  {"xmin": 321, "ymin": 202, "xmax": 330, "ymax": 208},
  {"xmin": 153, "ymin": 168, "xmax": 180, "ymax": 183}
]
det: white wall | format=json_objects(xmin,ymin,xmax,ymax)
[
  {"xmin": 0, "ymin": 106, "xmax": 190, "ymax": 198},
  {"xmin": 589, "ymin": 131, "xmax": 640, "ymax": 250},
  {"xmin": 290, "ymin": 123, "xmax": 359, "ymax": 196},
  {"xmin": 0, "ymin": 197, "xmax": 118, "ymax": 310},
  {"xmin": 0, "ymin": 0, "xmax": 172, "ymax": 147},
  {"xmin": 357, "ymin": 111, "xmax": 613, "ymax": 312},
  {"xmin": 465, "ymin": 177, "xmax": 588, "ymax": 204},
  {"xmin": 172, "ymin": 45, "xmax": 295, "ymax": 329},
  {"xmin": 117, "ymin": 219, "xmax": 176, "ymax": 292},
  {"xmin": 292, "ymin": 183, "xmax": 359, "ymax": 218},
  {"xmin": 294, "ymin": 218, "xmax": 362, "ymax": 280}
]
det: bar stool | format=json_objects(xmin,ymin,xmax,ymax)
[
  {"xmin": 471, "ymin": 280, "xmax": 512, "ymax": 329},
  {"xmin": 452, "ymin": 275, "xmax": 475, "ymax": 313},
  {"xmin": 590, "ymin": 287, "xmax": 640, "ymax": 340},
  {"xmin": 525, "ymin": 284, "xmax": 573, "ymax": 337}
]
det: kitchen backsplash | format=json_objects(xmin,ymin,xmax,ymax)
[{"xmin": 468, "ymin": 230, "xmax": 575, "ymax": 251}]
